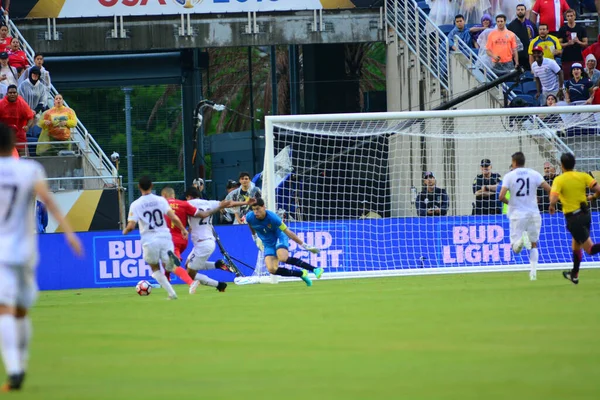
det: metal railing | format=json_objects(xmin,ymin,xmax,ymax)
[
  {"xmin": 384, "ymin": 0, "xmax": 450, "ymax": 91},
  {"xmin": 5, "ymin": 17, "xmax": 118, "ymax": 180}
]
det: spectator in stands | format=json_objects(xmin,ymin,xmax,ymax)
[
  {"xmin": 428, "ymin": 0, "xmax": 457, "ymax": 26},
  {"xmin": 585, "ymin": 54, "xmax": 600, "ymax": 86},
  {"xmin": 18, "ymin": 66, "xmax": 48, "ymax": 113},
  {"xmin": 416, "ymin": 171, "xmax": 449, "ymax": 216},
  {"xmin": 565, "ymin": 63, "xmax": 593, "ymax": 104},
  {"xmin": 470, "ymin": 14, "xmax": 493, "ymax": 49},
  {"xmin": 19, "ymin": 54, "xmax": 51, "ymax": 89},
  {"xmin": 226, "ymin": 171, "xmax": 262, "ymax": 224},
  {"xmin": 448, "ymin": 14, "xmax": 473, "ymax": 50},
  {"xmin": 220, "ymin": 179, "xmax": 240, "ymax": 224},
  {"xmin": 531, "ymin": 0, "xmax": 570, "ymax": 35},
  {"xmin": 7, "ymin": 38, "xmax": 28, "ymax": 74},
  {"xmin": 537, "ymin": 161, "xmax": 558, "ymax": 212},
  {"xmin": 486, "ymin": 14, "xmax": 519, "ymax": 76},
  {"xmin": 0, "ymin": 85, "xmax": 35, "ymax": 156},
  {"xmin": 473, "ymin": 158, "xmax": 502, "ymax": 215},
  {"xmin": 558, "ymin": 9, "xmax": 588, "ymax": 80},
  {"xmin": 582, "ymin": 34, "xmax": 600, "ymax": 64},
  {"xmin": 0, "ymin": 51, "xmax": 17, "ymax": 97},
  {"xmin": 528, "ymin": 24, "xmax": 562, "ymax": 67},
  {"xmin": 507, "ymin": 4, "xmax": 537, "ymax": 71},
  {"xmin": 531, "ymin": 46, "xmax": 564, "ymax": 105},
  {"xmin": 36, "ymin": 94, "xmax": 77, "ymax": 156},
  {"xmin": 0, "ymin": 24, "xmax": 11, "ymax": 50},
  {"xmin": 460, "ymin": 0, "xmax": 491, "ymax": 25},
  {"xmin": 588, "ymin": 85, "xmax": 600, "ymax": 104},
  {"xmin": 2, "ymin": 0, "xmax": 9, "ymax": 16}
]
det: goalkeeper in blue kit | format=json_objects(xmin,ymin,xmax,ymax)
[{"xmin": 246, "ymin": 198, "xmax": 324, "ymax": 286}]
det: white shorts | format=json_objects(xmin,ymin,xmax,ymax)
[
  {"xmin": 0, "ymin": 263, "xmax": 38, "ymax": 309},
  {"xmin": 186, "ymin": 240, "xmax": 216, "ymax": 271},
  {"xmin": 509, "ymin": 213, "xmax": 542, "ymax": 245},
  {"xmin": 142, "ymin": 236, "xmax": 175, "ymax": 271}
]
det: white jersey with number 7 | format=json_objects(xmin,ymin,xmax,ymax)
[
  {"xmin": 501, "ymin": 167, "xmax": 545, "ymax": 217},
  {"xmin": 127, "ymin": 194, "xmax": 172, "ymax": 243}
]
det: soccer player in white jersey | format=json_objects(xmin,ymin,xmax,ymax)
[
  {"xmin": 499, "ymin": 152, "xmax": 552, "ymax": 281},
  {"xmin": 0, "ymin": 123, "xmax": 83, "ymax": 392},
  {"xmin": 123, "ymin": 176, "xmax": 188, "ymax": 300},
  {"xmin": 184, "ymin": 186, "xmax": 254, "ymax": 294}
]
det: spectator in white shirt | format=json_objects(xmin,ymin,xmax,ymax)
[
  {"xmin": 531, "ymin": 46, "xmax": 564, "ymax": 106},
  {"xmin": 0, "ymin": 51, "xmax": 17, "ymax": 97}
]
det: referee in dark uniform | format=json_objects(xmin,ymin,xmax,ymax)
[
  {"xmin": 472, "ymin": 159, "xmax": 502, "ymax": 215},
  {"xmin": 550, "ymin": 152, "xmax": 600, "ymax": 284}
]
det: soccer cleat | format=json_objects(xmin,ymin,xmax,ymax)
[
  {"xmin": 167, "ymin": 294, "xmax": 178, "ymax": 300},
  {"xmin": 301, "ymin": 270, "xmax": 313, "ymax": 287},
  {"xmin": 522, "ymin": 232, "xmax": 532, "ymax": 251},
  {"xmin": 529, "ymin": 272, "xmax": 537, "ymax": 281},
  {"xmin": 189, "ymin": 280, "xmax": 200, "ymax": 294},
  {"xmin": 313, "ymin": 267, "xmax": 324, "ymax": 279},
  {"xmin": 562, "ymin": 270, "xmax": 579, "ymax": 285},
  {"xmin": 512, "ymin": 239, "xmax": 524, "ymax": 254},
  {"xmin": 216, "ymin": 282, "xmax": 227, "ymax": 292},
  {"xmin": 167, "ymin": 250, "xmax": 181, "ymax": 268},
  {"xmin": 1, "ymin": 373, "xmax": 25, "ymax": 392}
]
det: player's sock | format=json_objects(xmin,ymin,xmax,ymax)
[
  {"xmin": 274, "ymin": 267, "xmax": 303, "ymax": 277},
  {"xmin": 285, "ymin": 257, "xmax": 315, "ymax": 271},
  {"xmin": 15, "ymin": 317, "xmax": 31, "ymax": 371},
  {"xmin": 151, "ymin": 271, "xmax": 177, "ymax": 298},
  {"xmin": 529, "ymin": 248, "xmax": 539, "ymax": 280},
  {"xmin": 0, "ymin": 315, "xmax": 21, "ymax": 375},
  {"xmin": 173, "ymin": 267, "xmax": 194, "ymax": 285},
  {"xmin": 194, "ymin": 273, "xmax": 218, "ymax": 288},
  {"xmin": 572, "ymin": 249, "xmax": 583, "ymax": 277},
  {"xmin": 589, "ymin": 243, "xmax": 600, "ymax": 255}
]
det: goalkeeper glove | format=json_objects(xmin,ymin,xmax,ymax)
[
  {"xmin": 301, "ymin": 243, "xmax": 320, "ymax": 254},
  {"xmin": 252, "ymin": 234, "xmax": 264, "ymax": 252}
]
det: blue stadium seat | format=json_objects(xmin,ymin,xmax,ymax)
[
  {"xmin": 522, "ymin": 71, "xmax": 534, "ymax": 82},
  {"xmin": 439, "ymin": 24, "xmax": 454, "ymax": 35},
  {"xmin": 505, "ymin": 82, "xmax": 523, "ymax": 94},
  {"xmin": 522, "ymin": 81, "xmax": 538, "ymax": 96},
  {"xmin": 515, "ymin": 94, "xmax": 536, "ymax": 106},
  {"xmin": 417, "ymin": 0, "xmax": 430, "ymax": 13}
]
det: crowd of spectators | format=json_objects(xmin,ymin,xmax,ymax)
[
  {"xmin": 436, "ymin": 0, "xmax": 600, "ymax": 106},
  {"xmin": 0, "ymin": 22, "xmax": 77, "ymax": 156}
]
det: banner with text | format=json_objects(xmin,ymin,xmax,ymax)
[
  {"xmin": 20, "ymin": 0, "xmax": 364, "ymax": 19},
  {"xmin": 36, "ymin": 214, "xmax": 588, "ymax": 291}
]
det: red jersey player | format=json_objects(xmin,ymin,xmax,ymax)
[{"xmin": 161, "ymin": 187, "xmax": 198, "ymax": 285}]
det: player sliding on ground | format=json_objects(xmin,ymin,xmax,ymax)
[
  {"xmin": 185, "ymin": 186, "xmax": 254, "ymax": 294},
  {"xmin": 123, "ymin": 176, "xmax": 188, "ymax": 300},
  {"xmin": 246, "ymin": 198, "xmax": 323, "ymax": 286},
  {"xmin": 549, "ymin": 152, "xmax": 600, "ymax": 285},
  {"xmin": 499, "ymin": 152, "xmax": 551, "ymax": 281},
  {"xmin": 0, "ymin": 123, "xmax": 83, "ymax": 392}
]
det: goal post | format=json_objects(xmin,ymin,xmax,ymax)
[{"xmin": 261, "ymin": 105, "xmax": 600, "ymax": 279}]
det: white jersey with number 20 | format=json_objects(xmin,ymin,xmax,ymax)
[
  {"xmin": 127, "ymin": 194, "xmax": 172, "ymax": 243},
  {"xmin": 0, "ymin": 157, "xmax": 46, "ymax": 267},
  {"xmin": 502, "ymin": 167, "xmax": 544, "ymax": 217}
]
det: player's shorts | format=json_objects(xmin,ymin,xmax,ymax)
[
  {"xmin": 186, "ymin": 239, "xmax": 216, "ymax": 271},
  {"xmin": 142, "ymin": 235, "xmax": 175, "ymax": 271},
  {"xmin": 565, "ymin": 210, "xmax": 591, "ymax": 244},
  {"xmin": 0, "ymin": 263, "xmax": 38, "ymax": 309},
  {"xmin": 263, "ymin": 235, "xmax": 290, "ymax": 258},
  {"xmin": 509, "ymin": 213, "xmax": 542, "ymax": 245},
  {"xmin": 173, "ymin": 241, "xmax": 188, "ymax": 260}
]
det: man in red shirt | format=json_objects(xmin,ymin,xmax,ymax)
[
  {"xmin": 531, "ymin": 0, "xmax": 570, "ymax": 35},
  {"xmin": 0, "ymin": 85, "xmax": 34, "ymax": 155}
]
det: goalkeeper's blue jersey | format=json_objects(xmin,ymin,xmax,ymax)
[{"xmin": 246, "ymin": 210, "xmax": 287, "ymax": 247}]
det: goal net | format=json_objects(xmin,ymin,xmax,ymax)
[{"xmin": 256, "ymin": 105, "xmax": 600, "ymax": 279}]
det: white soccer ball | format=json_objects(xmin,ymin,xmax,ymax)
[{"xmin": 135, "ymin": 280, "xmax": 152, "ymax": 296}]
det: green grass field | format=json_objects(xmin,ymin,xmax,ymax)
[{"xmin": 5, "ymin": 270, "xmax": 600, "ymax": 400}]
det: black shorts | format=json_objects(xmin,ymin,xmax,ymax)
[{"xmin": 565, "ymin": 211, "xmax": 591, "ymax": 244}]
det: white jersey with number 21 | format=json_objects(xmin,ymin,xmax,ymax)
[
  {"xmin": 127, "ymin": 194, "xmax": 172, "ymax": 243},
  {"xmin": 502, "ymin": 167, "xmax": 544, "ymax": 217}
]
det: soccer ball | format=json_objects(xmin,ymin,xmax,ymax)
[{"xmin": 135, "ymin": 280, "xmax": 152, "ymax": 296}]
